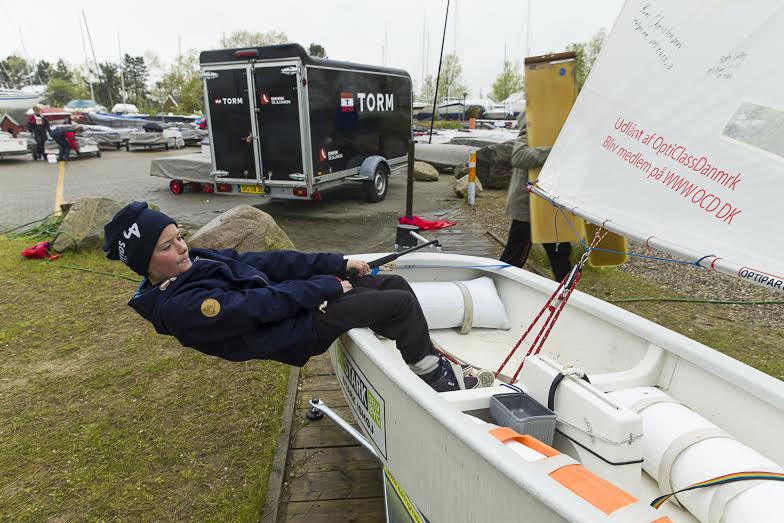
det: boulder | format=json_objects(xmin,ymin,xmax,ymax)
[
  {"xmin": 475, "ymin": 141, "xmax": 515, "ymax": 189},
  {"xmin": 454, "ymin": 163, "xmax": 468, "ymax": 179},
  {"xmin": 449, "ymin": 137, "xmax": 505, "ymax": 148},
  {"xmin": 52, "ymin": 197, "xmax": 124, "ymax": 252},
  {"xmin": 414, "ymin": 142, "xmax": 477, "ymax": 169},
  {"xmin": 414, "ymin": 161, "xmax": 439, "ymax": 182},
  {"xmin": 188, "ymin": 205, "xmax": 295, "ymax": 252},
  {"xmin": 453, "ymin": 175, "xmax": 484, "ymax": 198}
]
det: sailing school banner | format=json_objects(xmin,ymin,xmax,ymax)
[{"xmin": 538, "ymin": 0, "xmax": 784, "ymax": 288}]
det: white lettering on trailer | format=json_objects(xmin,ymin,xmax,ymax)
[
  {"xmin": 219, "ymin": 97, "xmax": 244, "ymax": 105},
  {"xmin": 355, "ymin": 92, "xmax": 395, "ymax": 112}
]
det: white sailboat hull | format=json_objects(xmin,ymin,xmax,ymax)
[{"xmin": 329, "ymin": 253, "xmax": 784, "ymax": 523}]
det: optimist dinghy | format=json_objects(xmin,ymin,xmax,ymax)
[{"xmin": 319, "ymin": 1, "xmax": 784, "ymax": 521}]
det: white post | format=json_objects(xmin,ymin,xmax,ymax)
[{"xmin": 467, "ymin": 150, "xmax": 476, "ymax": 206}]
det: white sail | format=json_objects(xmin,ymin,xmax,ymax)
[{"xmin": 538, "ymin": 0, "xmax": 784, "ymax": 293}]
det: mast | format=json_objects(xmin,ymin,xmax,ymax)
[
  {"xmin": 82, "ymin": 10, "xmax": 112, "ymax": 106},
  {"xmin": 79, "ymin": 16, "xmax": 96, "ymax": 101},
  {"xmin": 118, "ymin": 33, "xmax": 126, "ymax": 105}
]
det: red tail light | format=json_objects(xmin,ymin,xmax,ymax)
[
  {"xmin": 234, "ymin": 49, "xmax": 258, "ymax": 59},
  {"xmin": 216, "ymin": 183, "xmax": 232, "ymax": 193},
  {"xmin": 293, "ymin": 187, "xmax": 308, "ymax": 197},
  {"xmin": 311, "ymin": 191, "xmax": 321, "ymax": 201},
  {"xmin": 201, "ymin": 183, "xmax": 214, "ymax": 193}
]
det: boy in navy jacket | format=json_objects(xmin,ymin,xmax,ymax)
[{"xmin": 103, "ymin": 202, "xmax": 477, "ymax": 392}]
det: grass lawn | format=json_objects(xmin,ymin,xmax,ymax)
[{"xmin": 0, "ymin": 237, "xmax": 289, "ymax": 521}]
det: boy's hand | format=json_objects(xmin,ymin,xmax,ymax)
[
  {"xmin": 345, "ymin": 259, "xmax": 371, "ymax": 277},
  {"xmin": 340, "ymin": 280, "xmax": 353, "ymax": 293}
]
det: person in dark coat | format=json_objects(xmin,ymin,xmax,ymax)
[
  {"xmin": 500, "ymin": 113, "xmax": 573, "ymax": 282},
  {"xmin": 49, "ymin": 125, "xmax": 82, "ymax": 160},
  {"xmin": 26, "ymin": 106, "xmax": 49, "ymax": 160},
  {"xmin": 102, "ymin": 202, "xmax": 478, "ymax": 392}
]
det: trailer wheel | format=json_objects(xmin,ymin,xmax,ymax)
[
  {"xmin": 164, "ymin": 143, "xmax": 169, "ymax": 151},
  {"xmin": 363, "ymin": 164, "xmax": 389, "ymax": 203},
  {"xmin": 116, "ymin": 143, "xmax": 121, "ymax": 150},
  {"xmin": 96, "ymin": 150, "xmax": 102, "ymax": 158},
  {"xmin": 170, "ymin": 179, "xmax": 183, "ymax": 195},
  {"xmin": 126, "ymin": 142, "xmax": 130, "ymax": 152}
]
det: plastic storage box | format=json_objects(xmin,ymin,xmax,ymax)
[{"xmin": 489, "ymin": 393, "xmax": 557, "ymax": 445}]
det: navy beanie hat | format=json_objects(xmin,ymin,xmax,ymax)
[{"xmin": 102, "ymin": 202, "xmax": 176, "ymax": 276}]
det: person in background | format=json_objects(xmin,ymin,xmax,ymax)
[
  {"xmin": 49, "ymin": 125, "xmax": 82, "ymax": 161},
  {"xmin": 500, "ymin": 112, "xmax": 573, "ymax": 282},
  {"xmin": 102, "ymin": 202, "xmax": 479, "ymax": 393},
  {"xmin": 26, "ymin": 106, "xmax": 49, "ymax": 161}
]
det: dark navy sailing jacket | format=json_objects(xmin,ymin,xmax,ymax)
[{"xmin": 129, "ymin": 248, "xmax": 346, "ymax": 366}]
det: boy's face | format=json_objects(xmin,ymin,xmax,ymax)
[{"xmin": 148, "ymin": 224, "xmax": 192, "ymax": 282}]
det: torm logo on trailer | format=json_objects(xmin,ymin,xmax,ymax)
[
  {"xmin": 341, "ymin": 92, "xmax": 395, "ymax": 112},
  {"xmin": 213, "ymin": 97, "xmax": 244, "ymax": 105}
]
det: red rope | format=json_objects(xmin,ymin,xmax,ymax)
[
  {"xmin": 508, "ymin": 272, "xmax": 581, "ymax": 383},
  {"xmin": 495, "ymin": 276, "xmax": 567, "ymax": 377}
]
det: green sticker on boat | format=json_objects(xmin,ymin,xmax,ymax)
[{"xmin": 335, "ymin": 343, "xmax": 387, "ymax": 458}]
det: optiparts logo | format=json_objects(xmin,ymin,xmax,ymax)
[{"xmin": 340, "ymin": 92, "xmax": 354, "ymax": 112}]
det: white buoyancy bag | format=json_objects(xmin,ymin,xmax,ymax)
[
  {"xmin": 607, "ymin": 387, "xmax": 784, "ymax": 523},
  {"xmin": 410, "ymin": 277, "xmax": 511, "ymax": 332}
]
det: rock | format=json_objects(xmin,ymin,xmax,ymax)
[
  {"xmin": 188, "ymin": 205, "xmax": 295, "ymax": 252},
  {"xmin": 454, "ymin": 163, "xmax": 468, "ymax": 179},
  {"xmin": 453, "ymin": 175, "xmax": 483, "ymax": 198},
  {"xmin": 449, "ymin": 137, "xmax": 505, "ymax": 148},
  {"xmin": 414, "ymin": 161, "xmax": 439, "ymax": 182},
  {"xmin": 52, "ymin": 197, "xmax": 124, "ymax": 252},
  {"xmin": 475, "ymin": 141, "xmax": 515, "ymax": 189},
  {"xmin": 414, "ymin": 142, "xmax": 477, "ymax": 169}
]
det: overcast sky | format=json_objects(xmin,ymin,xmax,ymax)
[{"xmin": 1, "ymin": 0, "xmax": 624, "ymax": 96}]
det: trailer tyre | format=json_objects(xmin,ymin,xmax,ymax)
[
  {"xmin": 170, "ymin": 179, "xmax": 183, "ymax": 195},
  {"xmin": 363, "ymin": 164, "xmax": 389, "ymax": 203}
]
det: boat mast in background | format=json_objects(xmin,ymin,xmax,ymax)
[
  {"xmin": 78, "ymin": 15, "xmax": 96, "ymax": 101},
  {"xmin": 82, "ymin": 10, "xmax": 112, "ymax": 107}
]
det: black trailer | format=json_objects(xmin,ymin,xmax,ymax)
[{"xmin": 199, "ymin": 44, "xmax": 412, "ymax": 202}]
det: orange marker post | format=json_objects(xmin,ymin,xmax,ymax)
[{"xmin": 467, "ymin": 151, "xmax": 477, "ymax": 206}]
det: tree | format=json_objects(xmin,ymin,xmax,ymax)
[
  {"xmin": 45, "ymin": 78, "xmax": 79, "ymax": 106},
  {"xmin": 218, "ymin": 30, "xmax": 288, "ymax": 49},
  {"xmin": 491, "ymin": 59, "xmax": 524, "ymax": 102},
  {"xmin": 566, "ymin": 28, "xmax": 607, "ymax": 91},
  {"xmin": 35, "ymin": 60, "xmax": 52, "ymax": 84},
  {"xmin": 122, "ymin": 54, "xmax": 149, "ymax": 104},
  {"xmin": 435, "ymin": 54, "xmax": 468, "ymax": 101},
  {"xmin": 95, "ymin": 62, "xmax": 122, "ymax": 107},
  {"xmin": 308, "ymin": 43, "xmax": 327, "ymax": 58},
  {"xmin": 418, "ymin": 74, "xmax": 436, "ymax": 102},
  {"xmin": 152, "ymin": 50, "xmax": 203, "ymax": 114},
  {"xmin": 51, "ymin": 59, "xmax": 73, "ymax": 82},
  {"xmin": 0, "ymin": 55, "xmax": 32, "ymax": 87}
]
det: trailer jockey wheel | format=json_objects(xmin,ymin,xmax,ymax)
[
  {"xmin": 363, "ymin": 164, "xmax": 389, "ymax": 203},
  {"xmin": 170, "ymin": 179, "xmax": 184, "ymax": 195}
]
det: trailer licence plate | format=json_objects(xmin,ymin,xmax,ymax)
[{"xmin": 239, "ymin": 184, "xmax": 264, "ymax": 194}]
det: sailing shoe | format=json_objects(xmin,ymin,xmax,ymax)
[{"xmin": 422, "ymin": 355, "xmax": 479, "ymax": 392}]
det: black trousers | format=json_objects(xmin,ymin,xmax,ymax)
[
  {"xmin": 500, "ymin": 219, "xmax": 573, "ymax": 283},
  {"xmin": 33, "ymin": 131, "xmax": 46, "ymax": 160},
  {"xmin": 311, "ymin": 274, "xmax": 433, "ymax": 364},
  {"xmin": 53, "ymin": 136, "xmax": 70, "ymax": 160}
]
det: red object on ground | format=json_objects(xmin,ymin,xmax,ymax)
[
  {"xmin": 399, "ymin": 215, "xmax": 456, "ymax": 230},
  {"xmin": 21, "ymin": 241, "xmax": 50, "ymax": 259}
]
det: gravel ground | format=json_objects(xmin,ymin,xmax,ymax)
[{"xmin": 468, "ymin": 188, "xmax": 784, "ymax": 332}]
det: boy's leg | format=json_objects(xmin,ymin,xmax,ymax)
[{"xmin": 311, "ymin": 286, "xmax": 432, "ymax": 364}]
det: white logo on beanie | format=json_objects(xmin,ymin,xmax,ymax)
[{"xmin": 123, "ymin": 223, "xmax": 141, "ymax": 240}]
